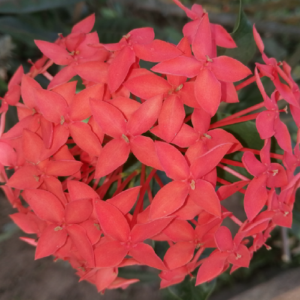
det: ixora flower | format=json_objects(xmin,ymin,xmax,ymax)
[{"xmin": 0, "ymin": 0, "xmax": 299, "ymax": 294}]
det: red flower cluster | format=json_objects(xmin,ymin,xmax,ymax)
[{"xmin": 0, "ymin": 0, "xmax": 299, "ymax": 293}]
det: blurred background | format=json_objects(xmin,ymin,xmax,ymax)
[{"xmin": 0, "ymin": 0, "xmax": 300, "ymax": 299}]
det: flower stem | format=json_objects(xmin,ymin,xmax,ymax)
[
  {"xmin": 240, "ymin": 147, "xmax": 283, "ymax": 160},
  {"xmin": 217, "ymin": 163, "xmax": 250, "ymax": 181},
  {"xmin": 210, "ymin": 112, "xmax": 261, "ymax": 129},
  {"xmin": 212, "ymin": 102, "xmax": 265, "ymax": 126},
  {"xmin": 221, "ymin": 159, "xmax": 244, "ymax": 168},
  {"xmin": 235, "ymin": 75, "xmax": 257, "ymax": 91},
  {"xmin": 222, "ymin": 206, "xmax": 243, "ymax": 226},
  {"xmin": 131, "ymin": 169, "xmax": 157, "ymax": 227}
]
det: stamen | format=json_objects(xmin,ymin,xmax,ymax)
[
  {"xmin": 122, "ymin": 134, "xmax": 129, "ymax": 143},
  {"xmin": 175, "ymin": 84, "xmax": 183, "ymax": 92},
  {"xmin": 206, "ymin": 55, "xmax": 213, "ymax": 62},
  {"xmin": 54, "ymin": 226, "xmax": 63, "ymax": 231},
  {"xmin": 190, "ymin": 180, "xmax": 196, "ymax": 190}
]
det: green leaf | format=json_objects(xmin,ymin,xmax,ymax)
[
  {"xmin": 0, "ymin": 0, "xmax": 84, "ymax": 14},
  {"xmin": 166, "ymin": 277, "xmax": 216, "ymax": 300},
  {"xmin": 223, "ymin": 120, "xmax": 263, "ymax": 151},
  {"xmin": 222, "ymin": 0, "xmax": 256, "ymax": 65},
  {"xmin": 0, "ymin": 17, "xmax": 56, "ymax": 45}
]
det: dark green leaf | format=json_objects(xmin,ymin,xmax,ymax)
[
  {"xmin": 0, "ymin": 0, "xmax": 84, "ymax": 14},
  {"xmin": 0, "ymin": 17, "xmax": 56, "ymax": 45},
  {"xmin": 222, "ymin": 0, "xmax": 256, "ymax": 65},
  {"xmin": 166, "ymin": 277, "xmax": 216, "ymax": 300},
  {"xmin": 222, "ymin": 120, "xmax": 263, "ymax": 151}
]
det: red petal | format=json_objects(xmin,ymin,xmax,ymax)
[
  {"xmin": 34, "ymin": 40, "xmax": 73, "ymax": 65},
  {"xmin": 65, "ymin": 199, "xmax": 93, "ymax": 224},
  {"xmin": 152, "ymin": 56, "xmax": 202, "ymax": 78},
  {"xmin": 35, "ymin": 225, "xmax": 67, "ymax": 259},
  {"xmin": 253, "ymin": 25, "xmax": 264, "ymax": 54},
  {"xmin": 8, "ymin": 65, "xmax": 23, "ymax": 88},
  {"xmin": 40, "ymin": 117, "xmax": 53, "ymax": 149},
  {"xmin": 41, "ymin": 125, "xmax": 69, "ymax": 160},
  {"xmin": 42, "ymin": 176, "xmax": 67, "ymax": 205},
  {"xmin": 242, "ymin": 151, "xmax": 266, "ymax": 177},
  {"xmin": 179, "ymin": 82, "xmax": 201, "ymax": 108},
  {"xmin": 23, "ymin": 189, "xmax": 64, "ymax": 223},
  {"xmin": 192, "ymin": 107, "xmax": 211, "ymax": 134},
  {"xmin": 256, "ymin": 111, "xmax": 276, "ymax": 139},
  {"xmin": 217, "ymin": 181, "xmax": 249, "ymax": 201},
  {"xmin": 108, "ymin": 186, "xmax": 141, "ymax": 214},
  {"xmin": 72, "ymin": 13, "xmax": 95, "ymax": 33},
  {"xmin": 130, "ymin": 136, "xmax": 163, "ymax": 170},
  {"xmin": 69, "ymin": 122, "xmax": 102, "ymax": 157},
  {"xmin": 34, "ymin": 89, "xmax": 68, "ymax": 124},
  {"xmin": 108, "ymin": 47, "xmax": 135, "ymax": 93},
  {"xmin": 22, "ymin": 129, "xmax": 44, "ymax": 164},
  {"xmin": 44, "ymin": 160, "xmax": 82, "ymax": 177},
  {"xmin": 211, "ymin": 24, "xmax": 236, "ymax": 48},
  {"xmin": 131, "ymin": 217, "xmax": 173, "ymax": 243},
  {"xmin": 129, "ymin": 242, "xmax": 166, "ymax": 270},
  {"xmin": 70, "ymin": 83, "xmax": 104, "ymax": 121},
  {"xmin": 196, "ymin": 251, "xmax": 228, "ymax": 285},
  {"xmin": 244, "ymin": 174, "xmax": 268, "ymax": 221},
  {"xmin": 158, "ymin": 95, "xmax": 185, "ymax": 142},
  {"xmin": 21, "ymin": 75, "xmax": 41, "ymax": 108},
  {"xmin": 189, "ymin": 179, "xmax": 221, "ymax": 217},
  {"xmin": 95, "ymin": 268, "xmax": 118, "ymax": 292},
  {"xmin": 163, "ymin": 219, "xmax": 194, "ymax": 242},
  {"xmin": 228, "ymin": 244, "xmax": 250, "ymax": 268},
  {"xmin": 169, "ymin": 124, "xmax": 199, "ymax": 148},
  {"xmin": 95, "ymin": 138, "xmax": 130, "ymax": 178},
  {"xmin": 267, "ymin": 163, "xmax": 288, "ymax": 188},
  {"xmin": 51, "ymin": 81, "xmax": 76, "ymax": 106},
  {"xmin": 127, "ymin": 95, "xmax": 163, "ymax": 136},
  {"xmin": 191, "ymin": 143, "xmax": 233, "ymax": 179},
  {"xmin": 110, "ymin": 96, "xmax": 141, "ymax": 120},
  {"xmin": 192, "ymin": 14, "xmax": 212, "ymax": 60},
  {"xmin": 0, "ymin": 141, "xmax": 16, "ymax": 166},
  {"xmin": 212, "ymin": 56, "xmax": 252, "ymax": 82},
  {"xmin": 155, "ymin": 141, "xmax": 189, "ymax": 180},
  {"xmin": 48, "ymin": 65, "xmax": 77, "ymax": 90},
  {"xmin": 67, "ymin": 224, "xmax": 95, "ymax": 267},
  {"xmin": 221, "ymin": 82, "xmax": 239, "ymax": 103},
  {"xmin": 7, "ymin": 165, "xmax": 42, "ymax": 190},
  {"xmin": 95, "ymin": 200, "xmax": 130, "ymax": 241},
  {"xmin": 149, "ymin": 181, "xmax": 189, "ymax": 220},
  {"xmin": 10, "ymin": 212, "xmax": 40, "ymax": 234},
  {"xmin": 195, "ymin": 68, "xmax": 221, "ymax": 116},
  {"xmin": 74, "ymin": 61, "xmax": 108, "ymax": 84},
  {"xmin": 164, "ymin": 242, "xmax": 195, "ymax": 270},
  {"xmin": 214, "ymin": 226, "xmax": 233, "ymax": 251},
  {"xmin": 67, "ymin": 180, "xmax": 99, "ymax": 201},
  {"xmin": 129, "ymin": 27, "xmax": 154, "ymax": 45},
  {"xmin": 90, "ymin": 98, "xmax": 126, "ymax": 138},
  {"xmin": 274, "ymin": 117, "xmax": 292, "ymax": 152},
  {"xmin": 95, "ymin": 241, "xmax": 127, "ymax": 267},
  {"xmin": 124, "ymin": 73, "xmax": 170, "ymax": 99},
  {"xmin": 134, "ymin": 40, "xmax": 181, "ymax": 62}
]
